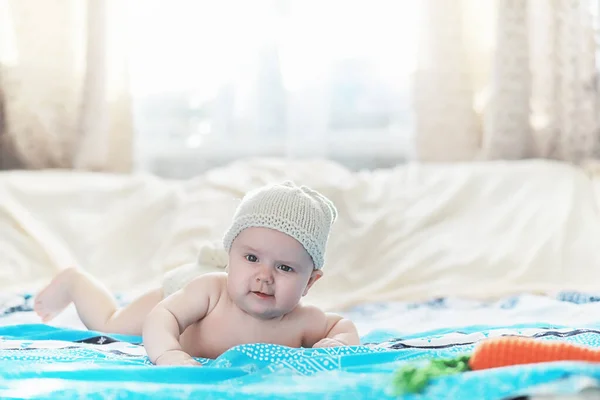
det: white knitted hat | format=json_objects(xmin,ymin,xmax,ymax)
[{"xmin": 222, "ymin": 181, "xmax": 337, "ymax": 269}]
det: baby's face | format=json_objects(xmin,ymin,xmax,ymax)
[{"xmin": 227, "ymin": 227, "xmax": 321, "ymax": 320}]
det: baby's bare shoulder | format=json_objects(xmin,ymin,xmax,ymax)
[
  {"xmin": 182, "ymin": 272, "xmax": 227, "ymax": 308},
  {"xmin": 294, "ymin": 305, "xmax": 328, "ymax": 329},
  {"xmin": 295, "ymin": 304, "xmax": 326, "ymax": 319},
  {"xmin": 186, "ymin": 272, "xmax": 227, "ymax": 290},
  {"xmin": 293, "ymin": 305, "xmax": 328, "ymax": 347}
]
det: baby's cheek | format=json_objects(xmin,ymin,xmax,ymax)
[
  {"xmin": 227, "ymin": 274, "xmax": 247, "ymax": 294},
  {"xmin": 285, "ymin": 282, "xmax": 306, "ymax": 301}
]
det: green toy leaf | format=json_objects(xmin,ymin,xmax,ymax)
[{"xmin": 391, "ymin": 355, "xmax": 472, "ymax": 395}]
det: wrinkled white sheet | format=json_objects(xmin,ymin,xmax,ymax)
[{"xmin": 2, "ymin": 158, "xmax": 600, "ymax": 310}]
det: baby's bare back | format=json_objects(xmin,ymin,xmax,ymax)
[{"xmin": 178, "ymin": 288, "xmax": 310, "ymax": 359}]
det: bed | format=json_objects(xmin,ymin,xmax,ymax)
[{"xmin": 2, "ymin": 158, "xmax": 600, "ymax": 399}]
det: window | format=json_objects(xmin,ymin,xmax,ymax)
[{"xmin": 127, "ymin": 0, "xmax": 420, "ymax": 177}]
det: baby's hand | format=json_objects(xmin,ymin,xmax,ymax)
[
  {"xmin": 154, "ymin": 350, "xmax": 201, "ymax": 366},
  {"xmin": 312, "ymin": 338, "xmax": 347, "ymax": 348}
]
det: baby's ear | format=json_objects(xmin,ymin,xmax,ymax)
[{"xmin": 303, "ymin": 269, "xmax": 323, "ymax": 296}]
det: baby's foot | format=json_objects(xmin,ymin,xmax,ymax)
[{"xmin": 34, "ymin": 267, "xmax": 79, "ymax": 322}]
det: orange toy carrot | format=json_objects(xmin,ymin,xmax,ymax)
[
  {"xmin": 392, "ymin": 336, "xmax": 600, "ymax": 395},
  {"xmin": 469, "ymin": 336, "xmax": 600, "ymax": 370}
]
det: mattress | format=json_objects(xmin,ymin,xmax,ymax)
[{"xmin": 2, "ymin": 291, "xmax": 600, "ymax": 399}]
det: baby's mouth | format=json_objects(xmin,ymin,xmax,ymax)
[{"xmin": 252, "ymin": 291, "xmax": 274, "ymax": 299}]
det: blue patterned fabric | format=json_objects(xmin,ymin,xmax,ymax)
[
  {"xmin": 4, "ymin": 292, "xmax": 600, "ymax": 399},
  {"xmin": 3, "ymin": 324, "xmax": 600, "ymax": 399},
  {"xmin": 556, "ymin": 291, "xmax": 600, "ymax": 304}
]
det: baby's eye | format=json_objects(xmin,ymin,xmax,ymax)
[
  {"xmin": 278, "ymin": 264, "xmax": 294, "ymax": 272},
  {"xmin": 245, "ymin": 254, "xmax": 258, "ymax": 263}
]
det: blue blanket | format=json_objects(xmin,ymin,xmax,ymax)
[{"xmin": 3, "ymin": 293, "xmax": 600, "ymax": 399}]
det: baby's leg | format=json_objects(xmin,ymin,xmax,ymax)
[{"xmin": 34, "ymin": 267, "xmax": 163, "ymax": 336}]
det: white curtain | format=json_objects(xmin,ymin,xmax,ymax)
[
  {"xmin": 0, "ymin": 0, "xmax": 133, "ymax": 171},
  {"xmin": 414, "ymin": 0, "xmax": 600, "ymax": 163},
  {"xmin": 3, "ymin": 1, "xmax": 598, "ymax": 174}
]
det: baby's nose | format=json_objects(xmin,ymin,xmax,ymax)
[{"xmin": 256, "ymin": 267, "xmax": 274, "ymax": 284}]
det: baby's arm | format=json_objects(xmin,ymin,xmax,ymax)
[
  {"xmin": 319, "ymin": 313, "xmax": 360, "ymax": 346},
  {"xmin": 302, "ymin": 307, "xmax": 360, "ymax": 348},
  {"xmin": 313, "ymin": 313, "xmax": 360, "ymax": 347},
  {"xmin": 143, "ymin": 274, "xmax": 221, "ymax": 365}
]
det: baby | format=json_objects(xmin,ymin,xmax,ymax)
[{"xmin": 34, "ymin": 181, "xmax": 360, "ymax": 365}]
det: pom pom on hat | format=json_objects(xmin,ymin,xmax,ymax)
[{"xmin": 197, "ymin": 241, "xmax": 229, "ymax": 268}]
